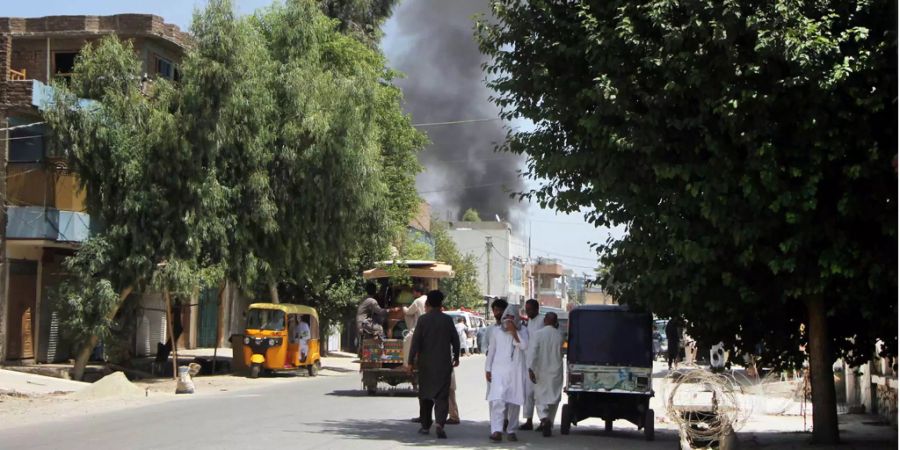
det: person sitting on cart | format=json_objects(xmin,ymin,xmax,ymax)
[
  {"xmin": 527, "ymin": 312, "xmax": 564, "ymax": 437},
  {"xmin": 357, "ymin": 282, "xmax": 387, "ymax": 341}
]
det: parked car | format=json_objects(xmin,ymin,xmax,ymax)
[{"xmin": 445, "ymin": 310, "xmax": 481, "ymax": 352}]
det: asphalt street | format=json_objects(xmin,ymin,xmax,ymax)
[{"xmin": 0, "ymin": 355, "xmax": 679, "ymax": 450}]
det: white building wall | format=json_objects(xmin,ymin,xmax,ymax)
[{"xmin": 447, "ymin": 223, "xmax": 530, "ymax": 305}]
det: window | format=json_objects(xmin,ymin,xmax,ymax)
[
  {"xmin": 246, "ymin": 309, "xmax": 285, "ymax": 331},
  {"xmin": 9, "ymin": 122, "xmax": 46, "ymax": 162},
  {"xmin": 53, "ymin": 52, "xmax": 78, "ymax": 76},
  {"xmin": 155, "ymin": 55, "xmax": 176, "ymax": 80}
]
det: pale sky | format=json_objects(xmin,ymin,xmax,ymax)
[{"xmin": 5, "ymin": 1, "xmax": 624, "ymax": 276}]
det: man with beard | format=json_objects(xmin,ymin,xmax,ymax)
[
  {"xmin": 520, "ymin": 298, "xmax": 544, "ymax": 430},
  {"xmin": 485, "ymin": 304, "xmax": 530, "ymax": 442},
  {"xmin": 528, "ymin": 312, "xmax": 564, "ymax": 436},
  {"xmin": 407, "ymin": 290, "xmax": 460, "ymax": 439}
]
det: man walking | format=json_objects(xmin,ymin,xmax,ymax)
[
  {"xmin": 407, "ymin": 290, "xmax": 460, "ymax": 439},
  {"xmin": 528, "ymin": 312, "xmax": 564, "ymax": 437},
  {"xmin": 520, "ymin": 298, "xmax": 544, "ymax": 430},
  {"xmin": 485, "ymin": 304, "xmax": 529, "ymax": 442},
  {"xmin": 666, "ymin": 318, "xmax": 682, "ymax": 370}
]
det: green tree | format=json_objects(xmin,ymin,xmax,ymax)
[
  {"xmin": 44, "ymin": 37, "xmax": 226, "ymax": 379},
  {"xmin": 318, "ymin": 0, "xmax": 399, "ymax": 45},
  {"xmin": 478, "ymin": 0, "xmax": 896, "ymax": 443},
  {"xmin": 461, "ymin": 208, "xmax": 482, "ymax": 222},
  {"xmin": 433, "ymin": 221, "xmax": 482, "ymax": 309},
  {"xmin": 250, "ymin": 0, "xmax": 423, "ymax": 303}
]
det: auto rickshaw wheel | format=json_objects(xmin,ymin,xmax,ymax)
[
  {"xmin": 560, "ymin": 404, "xmax": 572, "ymax": 435},
  {"xmin": 308, "ymin": 360, "xmax": 319, "ymax": 377},
  {"xmin": 249, "ymin": 363, "xmax": 261, "ymax": 379},
  {"xmin": 644, "ymin": 409, "xmax": 655, "ymax": 441},
  {"xmin": 605, "ymin": 419, "xmax": 613, "ymax": 432}
]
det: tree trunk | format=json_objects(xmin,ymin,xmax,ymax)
[
  {"xmin": 71, "ymin": 286, "xmax": 134, "ymax": 381},
  {"xmin": 806, "ymin": 294, "xmax": 839, "ymax": 444},
  {"xmin": 268, "ymin": 281, "xmax": 280, "ymax": 304},
  {"xmin": 164, "ymin": 290, "xmax": 177, "ymax": 380},
  {"xmin": 212, "ymin": 281, "xmax": 226, "ymax": 374}
]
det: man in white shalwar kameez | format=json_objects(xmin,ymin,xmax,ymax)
[
  {"xmin": 527, "ymin": 312, "xmax": 564, "ymax": 437},
  {"xmin": 520, "ymin": 299, "xmax": 544, "ymax": 430},
  {"xmin": 485, "ymin": 304, "xmax": 529, "ymax": 442}
]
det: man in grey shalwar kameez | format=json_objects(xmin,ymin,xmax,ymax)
[{"xmin": 407, "ymin": 290, "xmax": 460, "ymax": 439}]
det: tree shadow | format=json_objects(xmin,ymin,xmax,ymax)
[{"xmin": 327, "ymin": 388, "xmax": 418, "ymax": 398}]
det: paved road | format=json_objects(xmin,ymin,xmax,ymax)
[{"xmin": 0, "ymin": 355, "xmax": 678, "ymax": 450}]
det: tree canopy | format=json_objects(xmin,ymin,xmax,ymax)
[
  {"xmin": 461, "ymin": 208, "xmax": 482, "ymax": 222},
  {"xmin": 478, "ymin": 0, "xmax": 896, "ymax": 443},
  {"xmin": 44, "ymin": 0, "xmax": 424, "ymax": 375}
]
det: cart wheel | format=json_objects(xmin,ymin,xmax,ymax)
[
  {"xmin": 307, "ymin": 360, "xmax": 319, "ymax": 377},
  {"xmin": 605, "ymin": 419, "xmax": 613, "ymax": 432},
  {"xmin": 249, "ymin": 363, "xmax": 261, "ymax": 379},
  {"xmin": 362, "ymin": 372, "xmax": 377, "ymax": 395},
  {"xmin": 644, "ymin": 408, "xmax": 655, "ymax": 441},
  {"xmin": 560, "ymin": 404, "xmax": 572, "ymax": 435}
]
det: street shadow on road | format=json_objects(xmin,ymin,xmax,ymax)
[
  {"xmin": 313, "ymin": 418, "xmax": 681, "ymax": 448},
  {"xmin": 327, "ymin": 388, "xmax": 418, "ymax": 398},
  {"xmin": 321, "ymin": 365, "xmax": 356, "ymax": 373}
]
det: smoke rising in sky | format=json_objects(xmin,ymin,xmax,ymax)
[{"xmin": 383, "ymin": 0, "xmax": 525, "ymax": 222}]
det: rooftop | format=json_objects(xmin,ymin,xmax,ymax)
[{"xmin": 0, "ymin": 14, "xmax": 190, "ymax": 48}]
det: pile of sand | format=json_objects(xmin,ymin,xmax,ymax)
[{"xmin": 70, "ymin": 372, "xmax": 144, "ymax": 400}]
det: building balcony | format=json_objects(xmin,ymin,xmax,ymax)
[
  {"xmin": 7, "ymin": 206, "xmax": 90, "ymax": 243},
  {"xmin": 533, "ymin": 259, "xmax": 564, "ymax": 277}
]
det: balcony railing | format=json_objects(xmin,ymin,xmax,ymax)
[{"xmin": 8, "ymin": 68, "xmax": 27, "ymax": 80}]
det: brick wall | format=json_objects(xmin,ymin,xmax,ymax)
[{"xmin": 0, "ymin": 15, "xmax": 189, "ymax": 49}]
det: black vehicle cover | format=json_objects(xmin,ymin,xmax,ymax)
[{"xmin": 567, "ymin": 305, "xmax": 653, "ymax": 368}]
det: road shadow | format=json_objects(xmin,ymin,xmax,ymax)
[
  {"xmin": 327, "ymin": 388, "xmax": 418, "ymax": 398},
  {"xmin": 321, "ymin": 365, "xmax": 356, "ymax": 373}
]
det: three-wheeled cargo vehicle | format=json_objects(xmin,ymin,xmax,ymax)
[
  {"xmin": 358, "ymin": 260, "xmax": 453, "ymax": 395},
  {"xmin": 241, "ymin": 303, "xmax": 322, "ymax": 378},
  {"xmin": 560, "ymin": 305, "xmax": 655, "ymax": 440}
]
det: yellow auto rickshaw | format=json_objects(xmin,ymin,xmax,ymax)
[{"xmin": 241, "ymin": 303, "xmax": 321, "ymax": 378}]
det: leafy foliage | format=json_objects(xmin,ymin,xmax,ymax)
[
  {"xmin": 318, "ymin": 0, "xmax": 400, "ymax": 45},
  {"xmin": 433, "ymin": 221, "xmax": 482, "ymax": 309},
  {"xmin": 461, "ymin": 208, "xmax": 482, "ymax": 222},
  {"xmin": 478, "ymin": 1, "xmax": 896, "ymax": 441},
  {"xmin": 43, "ymin": 0, "xmax": 423, "ymax": 367}
]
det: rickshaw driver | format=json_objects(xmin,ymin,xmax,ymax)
[{"xmin": 298, "ymin": 315, "xmax": 311, "ymax": 361}]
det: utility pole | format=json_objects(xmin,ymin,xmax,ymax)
[{"xmin": 485, "ymin": 236, "xmax": 492, "ymax": 317}]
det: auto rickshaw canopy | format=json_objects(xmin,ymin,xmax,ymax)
[
  {"xmin": 248, "ymin": 302, "xmax": 318, "ymax": 321},
  {"xmin": 362, "ymin": 260, "xmax": 454, "ymax": 280}
]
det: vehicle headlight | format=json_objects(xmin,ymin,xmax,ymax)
[
  {"xmin": 243, "ymin": 337, "xmax": 250, "ymax": 345},
  {"xmin": 268, "ymin": 339, "xmax": 275, "ymax": 346}
]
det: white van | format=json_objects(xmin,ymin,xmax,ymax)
[{"xmin": 445, "ymin": 310, "xmax": 482, "ymax": 352}]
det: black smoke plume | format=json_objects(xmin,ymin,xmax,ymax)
[{"xmin": 384, "ymin": 0, "xmax": 524, "ymax": 222}]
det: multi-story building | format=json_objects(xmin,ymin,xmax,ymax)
[
  {"xmin": 533, "ymin": 257, "xmax": 569, "ymax": 309},
  {"xmin": 446, "ymin": 221, "xmax": 531, "ymax": 306},
  {"xmin": 0, "ymin": 14, "xmax": 190, "ymax": 363}
]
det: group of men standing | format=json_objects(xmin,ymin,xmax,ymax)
[
  {"xmin": 404, "ymin": 294, "xmax": 564, "ymax": 442},
  {"xmin": 484, "ymin": 298, "xmax": 563, "ymax": 442}
]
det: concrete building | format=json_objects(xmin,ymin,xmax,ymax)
[
  {"xmin": 0, "ymin": 14, "xmax": 191, "ymax": 363},
  {"xmin": 584, "ymin": 285, "xmax": 615, "ymax": 305},
  {"xmin": 532, "ymin": 257, "xmax": 569, "ymax": 309},
  {"xmin": 446, "ymin": 221, "xmax": 530, "ymax": 305}
]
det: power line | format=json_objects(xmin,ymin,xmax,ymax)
[{"xmin": 412, "ymin": 118, "xmax": 502, "ymax": 127}]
